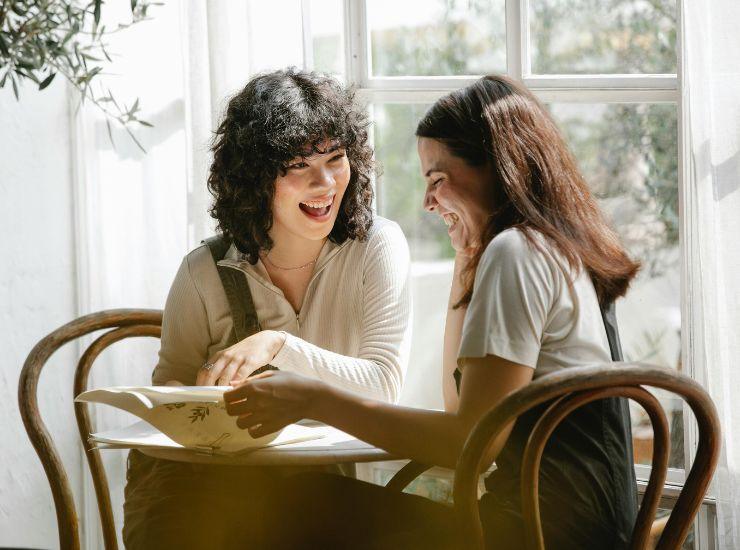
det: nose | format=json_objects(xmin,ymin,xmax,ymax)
[
  {"xmin": 312, "ymin": 164, "xmax": 335, "ymax": 190},
  {"xmin": 423, "ymin": 187, "xmax": 437, "ymax": 212}
]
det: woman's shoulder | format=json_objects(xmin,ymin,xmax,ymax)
[
  {"xmin": 482, "ymin": 227, "xmax": 539, "ymax": 263},
  {"xmin": 480, "ymin": 228, "xmax": 564, "ymax": 280},
  {"xmin": 366, "ymin": 216, "xmax": 405, "ymax": 240},
  {"xmin": 182, "ymin": 242, "xmax": 218, "ymax": 271},
  {"xmin": 173, "ymin": 242, "xmax": 225, "ymax": 293},
  {"xmin": 345, "ymin": 216, "xmax": 408, "ymax": 252},
  {"xmin": 337, "ymin": 216, "xmax": 409, "ymax": 270}
]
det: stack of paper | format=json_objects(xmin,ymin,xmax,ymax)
[{"xmin": 76, "ymin": 386, "xmax": 324, "ymax": 455}]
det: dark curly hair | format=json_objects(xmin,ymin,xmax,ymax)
[{"xmin": 207, "ymin": 68, "xmax": 374, "ymax": 263}]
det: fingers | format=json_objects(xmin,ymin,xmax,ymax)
[
  {"xmin": 239, "ymin": 416, "xmax": 288, "ymax": 438},
  {"xmin": 217, "ymin": 358, "xmax": 243, "ymax": 386},
  {"xmin": 200, "ymin": 360, "xmax": 225, "ymax": 386},
  {"xmin": 196, "ymin": 355, "xmax": 222, "ymax": 386},
  {"xmin": 224, "ymin": 392, "xmax": 259, "ymax": 416},
  {"xmin": 235, "ymin": 410, "xmax": 269, "ymax": 430},
  {"xmin": 198, "ymin": 352, "xmax": 236, "ymax": 386}
]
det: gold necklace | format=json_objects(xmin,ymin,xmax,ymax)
[{"xmin": 262, "ymin": 252, "xmax": 317, "ymax": 271}]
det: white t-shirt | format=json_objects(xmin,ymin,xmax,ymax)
[{"xmin": 458, "ymin": 228, "xmax": 612, "ymax": 378}]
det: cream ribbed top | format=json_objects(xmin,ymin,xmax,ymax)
[{"xmin": 152, "ymin": 217, "xmax": 411, "ymax": 403}]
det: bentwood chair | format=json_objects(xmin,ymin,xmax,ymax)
[
  {"xmin": 389, "ymin": 363, "xmax": 721, "ymax": 550},
  {"xmin": 19, "ymin": 309, "xmax": 416, "ymax": 550},
  {"xmin": 19, "ymin": 309, "xmax": 163, "ymax": 550}
]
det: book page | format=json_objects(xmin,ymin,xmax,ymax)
[
  {"xmin": 90, "ymin": 420, "xmax": 327, "ymax": 455},
  {"xmin": 76, "ymin": 386, "xmax": 281, "ymax": 452}
]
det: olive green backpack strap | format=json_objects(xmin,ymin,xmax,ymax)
[{"xmin": 202, "ymin": 235, "xmax": 260, "ymax": 346}]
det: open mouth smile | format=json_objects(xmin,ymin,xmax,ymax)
[
  {"xmin": 299, "ymin": 195, "xmax": 335, "ymax": 220},
  {"xmin": 442, "ymin": 212, "xmax": 459, "ymax": 231}
]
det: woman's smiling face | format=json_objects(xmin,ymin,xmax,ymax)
[
  {"xmin": 418, "ymin": 137, "xmax": 494, "ymax": 253},
  {"xmin": 271, "ymin": 139, "xmax": 351, "ymax": 243}
]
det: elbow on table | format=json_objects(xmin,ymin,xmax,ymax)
[{"xmin": 379, "ymin": 362, "xmax": 404, "ymax": 404}]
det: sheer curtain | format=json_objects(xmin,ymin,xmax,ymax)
[
  {"xmin": 682, "ymin": 1, "xmax": 740, "ymax": 548},
  {"xmin": 74, "ymin": 2, "xmax": 305, "ymax": 545},
  {"xmin": 73, "ymin": 3, "xmax": 189, "ymax": 546}
]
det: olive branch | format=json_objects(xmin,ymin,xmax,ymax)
[{"xmin": 0, "ymin": 0, "xmax": 160, "ymax": 152}]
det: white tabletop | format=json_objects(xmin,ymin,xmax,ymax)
[{"xmin": 136, "ymin": 425, "xmax": 395, "ymax": 466}]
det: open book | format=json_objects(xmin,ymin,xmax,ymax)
[{"xmin": 76, "ymin": 386, "xmax": 325, "ymax": 456}]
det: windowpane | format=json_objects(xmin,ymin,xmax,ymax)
[
  {"xmin": 549, "ymin": 103, "xmax": 681, "ymax": 467},
  {"xmin": 372, "ymin": 103, "xmax": 452, "ymax": 262},
  {"xmin": 367, "ymin": 0, "xmax": 506, "ymax": 77},
  {"xmin": 529, "ymin": 0, "xmax": 677, "ymax": 75},
  {"xmin": 373, "ymin": 103, "xmax": 452, "ymax": 412},
  {"xmin": 308, "ymin": 0, "xmax": 345, "ymax": 78},
  {"xmin": 374, "ymin": 100, "xmax": 682, "ymax": 467},
  {"xmin": 247, "ymin": 0, "xmax": 304, "ymax": 73}
]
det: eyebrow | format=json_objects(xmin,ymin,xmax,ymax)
[
  {"xmin": 322, "ymin": 143, "xmax": 343, "ymax": 155},
  {"xmin": 424, "ymin": 166, "xmax": 444, "ymax": 177},
  {"xmin": 293, "ymin": 143, "xmax": 344, "ymax": 162}
]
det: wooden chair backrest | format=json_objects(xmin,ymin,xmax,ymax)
[
  {"xmin": 453, "ymin": 363, "xmax": 721, "ymax": 550},
  {"xmin": 18, "ymin": 309, "xmax": 163, "ymax": 550}
]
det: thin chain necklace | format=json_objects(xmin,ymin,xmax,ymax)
[{"xmin": 262, "ymin": 252, "xmax": 318, "ymax": 271}]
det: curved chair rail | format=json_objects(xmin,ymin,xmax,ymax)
[
  {"xmin": 453, "ymin": 363, "xmax": 721, "ymax": 550},
  {"xmin": 18, "ymin": 309, "xmax": 163, "ymax": 550}
]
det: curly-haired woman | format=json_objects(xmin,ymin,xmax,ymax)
[{"xmin": 122, "ymin": 68, "xmax": 411, "ymax": 549}]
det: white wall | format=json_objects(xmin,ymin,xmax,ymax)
[{"xmin": 0, "ymin": 81, "xmax": 83, "ymax": 548}]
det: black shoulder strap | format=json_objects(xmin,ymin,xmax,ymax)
[
  {"xmin": 600, "ymin": 301, "xmax": 624, "ymax": 362},
  {"xmin": 202, "ymin": 235, "xmax": 261, "ymax": 346}
]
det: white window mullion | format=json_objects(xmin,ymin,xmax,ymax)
[
  {"xmin": 524, "ymin": 74, "xmax": 677, "ymax": 90},
  {"xmin": 344, "ymin": 0, "xmax": 369, "ymax": 87},
  {"xmin": 506, "ymin": 0, "xmax": 528, "ymax": 79},
  {"xmin": 358, "ymin": 88, "xmax": 677, "ymax": 105},
  {"xmin": 532, "ymin": 88, "xmax": 677, "ymax": 104},
  {"xmin": 359, "ymin": 74, "xmax": 676, "ymax": 93},
  {"xmin": 300, "ymin": 0, "xmax": 314, "ymax": 70}
]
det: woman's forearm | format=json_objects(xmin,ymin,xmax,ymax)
[
  {"xmin": 271, "ymin": 334, "xmax": 405, "ymax": 403},
  {"xmin": 310, "ymin": 384, "xmax": 468, "ymax": 469},
  {"xmin": 442, "ymin": 254, "xmax": 469, "ymax": 411}
]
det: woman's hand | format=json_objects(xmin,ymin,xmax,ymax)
[
  {"xmin": 223, "ymin": 371, "xmax": 325, "ymax": 438},
  {"xmin": 196, "ymin": 330, "xmax": 287, "ymax": 386}
]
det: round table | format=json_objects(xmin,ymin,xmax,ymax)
[{"xmin": 137, "ymin": 424, "xmax": 396, "ymax": 466}]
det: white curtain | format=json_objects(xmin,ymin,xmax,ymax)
[
  {"xmin": 682, "ymin": 1, "xmax": 740, "ymax": 548},
  {"xmin": 73, "ymin": 2, "xmax": 189, "ymax": 546},
  {"xmin": 75, "ymin": 2, "xmax": 307, "ymax": 546}
]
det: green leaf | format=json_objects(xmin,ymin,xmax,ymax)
[
  {"xmin": 107, "ymin": 89, "xmax": 120, "ymax": 110},
  {"xmin": 11, "ymin": 3, "xmax": 28, "ymax": 16},
  {"xmin": 38, "ymin": 72, "xmax": 56, "ymax": 90},
  {"xmin": 105, "ymin": 118, "xmax": 115, "ymax": 148},
  {"xmin": 125, "ymin": 126, "xmax": 147, "ymax": 154},
  {"xmin": 137, "ymin": 119, "xmax": 153, "ymax": 127},
  {"xmin": 94, "ymin": 0, "xmax": 102, "ymax": 25},
  {"xmin": 11, "ymin": 75, "xmax": 19, "ymax": 99},
  {"xmin": 0, "ymin": 35, "xmax": 9, "ymax": 57},
  {"xmin": 16, "ymin": 69, "xmax": 40, "ymax": 84}
]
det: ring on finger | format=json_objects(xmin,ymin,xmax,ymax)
[{"xmin": 202, "ymin": 362, "xmax": 216, "ymax": 371}]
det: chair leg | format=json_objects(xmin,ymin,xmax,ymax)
[
  {"xmin": 385, "ymin": 461, "xmax": 432, "ymax": 492},
  {"xmin": 648, "ymin": 515, "xmax": 669, "ymax": 550}
]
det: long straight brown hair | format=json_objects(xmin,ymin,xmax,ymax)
[{"xmin": 416, "ymin": 75, "xmax": 640, "ymax": 307}]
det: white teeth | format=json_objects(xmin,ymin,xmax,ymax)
[
  {"xmin": 301, "ymin": 196, "xmax": 334, "ymax": 209},
  {"xmin": 443, "ymin": 213, "xmax": 459, "ymax": 227}
]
